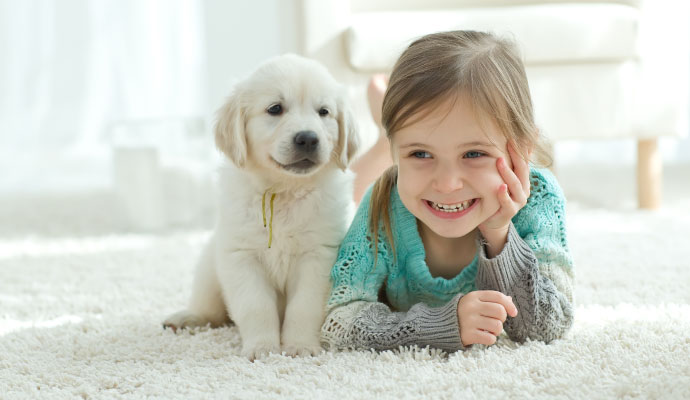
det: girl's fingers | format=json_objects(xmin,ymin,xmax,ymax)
[
  {"xmin": 479, "ymin": 301, "xmax": 508, "ymax": 322},
  {"xmin": 478, "ymin": 318, "xmax": 504, "ymax": 337},
  {"xmin": 478, "ymin": 290, "xmax": 518, "ymax": 317},
  {"xmin": 508, "ymin": 142, "xmax": 531, "ymax": 196},
  {"xmin": 477, "ymin": 290, "xmax": 508, "ymax": 304},
  {"xmin": 505, "ymin": 297, "xmax": 518, "ymax": 317},
  {"xmin": 497, "ymin": 158, "xmax": 526, "ymax": 205},
  {"xmin": 463, "ymin": 329, "xmax": 498, "ymax": 347},
  {"xmin": 496, "ymin": 183, "xmax": 520, "ymax": 219},
  {"xmin": 497, "ymin": 184, "xmax": 513, "ymax": 213}
]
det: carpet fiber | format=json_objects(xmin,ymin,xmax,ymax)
[{"xmin": 1, "ymin": 165, "xmax": 689, "ymax": 399}]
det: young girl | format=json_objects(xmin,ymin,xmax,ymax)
[{"xmin": 321, "ymin": 30, "xmax": 574, "ymax": 352}]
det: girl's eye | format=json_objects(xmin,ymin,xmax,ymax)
[
  {"xmin": 411, "ymin": 151, "xmax": 432, "ymax": 159},
  {"xmin": 318, "ymin": 107, "xmax": 329, "ymax": 117},
  {"xmin": 464, "ymin": 151, "xmax": 485, "ymax": 159},
  {"xmin": 267, "ymin": 104, "xmax": 283, "ymax": 116}
]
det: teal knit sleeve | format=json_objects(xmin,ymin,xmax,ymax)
[{"xmin": 476, "ymin": 168, "xmax": 574, "ymax": 343}]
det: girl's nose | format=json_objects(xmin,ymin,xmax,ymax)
[{"xmin": 431, "ymin": 165, "xmax": 464, "ymax": 194}]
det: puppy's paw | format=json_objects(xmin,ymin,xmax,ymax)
[
  {"xmin": 282, "ymin": 342, "xmax": 324, "ymax": 357},
  {"xmin": 162, "ymin": 310, "xmax": 209, "ymax": 332},
  {"xmin": 241, "ymin": 342, "xmax": 281, "ymax": 361}
]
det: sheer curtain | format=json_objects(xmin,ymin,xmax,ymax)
[{"xmin": 0, "ymin": 0, "xmax": 209, "ymax": 193}]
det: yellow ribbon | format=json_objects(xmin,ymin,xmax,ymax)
[{"xmin": 261, "ymin": 189, "xmax": 276, "ymax": 248}]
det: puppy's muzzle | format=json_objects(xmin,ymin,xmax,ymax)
[
  {"xmin": 271, "ymin": 131, "xmax": 321, "ymax": 174},
  {"xmin": 293, "ymin": 131, "xmax": 319, "ymax": 155}
]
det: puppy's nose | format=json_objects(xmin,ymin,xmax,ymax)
[{"xmin": 293, "ymin": 131, "xmax": 319, "ymax": 153}]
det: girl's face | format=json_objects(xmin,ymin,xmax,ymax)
[{"xmin": 393, "ymin": 95, "xmax": 513, "ymax": 239}]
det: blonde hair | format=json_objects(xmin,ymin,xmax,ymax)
[{"xmin": 369, "ymin": 30, "xmax": 552, "ymax": 263}]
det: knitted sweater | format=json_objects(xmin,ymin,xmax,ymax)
[{"xmin": 320, "ymin": 167, "xmax": 574, "ymax": 352}]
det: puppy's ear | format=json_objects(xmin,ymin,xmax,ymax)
[
  {"xmin": 215, "ymin": 90, "xmax": 247, "ymax": 168},
  {"xmin": 335, "ymin": 97, "xmax": 360, "ymax": 170}
]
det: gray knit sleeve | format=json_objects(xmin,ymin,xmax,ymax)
[
  {"xmin": 476, "ymin": 223, "xmax": 574, "ymax": 343},
  {"xmin": 321, "ymin": 293, "xmax": 465, "ymax": 353}
]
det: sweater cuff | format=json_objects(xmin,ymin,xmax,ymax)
[
  {"xmin": 411, "ymin": 293, "xmax": 465, "ymax": 352},
  {"xmin": 476, "ymin": 222, "xmax": 538, "ymax": 293}
]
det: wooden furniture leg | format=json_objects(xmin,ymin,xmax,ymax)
[{"xmin": 637, "ymin": 138, "xmax": 662, "ymax": 209}]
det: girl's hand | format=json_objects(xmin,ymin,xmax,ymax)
[
  {"xmin": 457, "ymin": 290, "xmax": 518, "ymax": 346},
  {"xmin": 478, "ymin": 143, "xmax": 531, "ymax": 257}
]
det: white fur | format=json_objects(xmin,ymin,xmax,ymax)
[{"xmin": 163, "ymin": 54, "xmax": 359, "ymax": 359}]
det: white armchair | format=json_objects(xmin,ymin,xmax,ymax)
[{"xmin": 299, "ymin": 0, "xmax": 689, "ymax": 209}]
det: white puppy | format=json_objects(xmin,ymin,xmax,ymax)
[{"xmin": 163, "ymin": 54, "xmax": 359, "ymax": 359}]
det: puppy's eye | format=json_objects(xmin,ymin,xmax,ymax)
[
  {"xmin": 318, "ymin": 107, "xmax": 329, "ymax": 117},
  {"xmin": 267, "ymin": 104, "xmax": 283, "ymax": 116}
]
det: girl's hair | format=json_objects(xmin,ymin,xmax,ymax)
[{"xmin": 369, "ymin": 30, "xmax": 552, "ymax": 262}]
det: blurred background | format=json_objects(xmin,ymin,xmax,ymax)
[{"xmin": 1, "ymin": 0, "xmax": 689, "ymax": 236}]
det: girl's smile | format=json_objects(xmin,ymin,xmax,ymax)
[{"xmin": 423, "ymin": 197, "xmax": 479, "ymax": 219}]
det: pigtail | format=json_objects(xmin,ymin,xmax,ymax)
[{"xmin": 368, "ymin": 165, "xmax": 398, "ymax": 269}]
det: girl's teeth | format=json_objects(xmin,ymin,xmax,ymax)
[{"xmin": 430, "ymin": 199, "xmax": 474, "ymax": 212}]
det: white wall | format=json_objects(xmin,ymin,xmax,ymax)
[{"xmin": 202, "ymin": 0, "xmax": 301, "ymax": 114}]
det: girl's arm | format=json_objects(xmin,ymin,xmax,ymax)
[
  {"xmin": 321, "ymin": 291, "xmax": 464, "ymax": 352},
  {"xmin": 476, "ymin": 170, "xmax": 574, "ymax": 343}
]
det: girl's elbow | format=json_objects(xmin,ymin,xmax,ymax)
[
  {"xmin": 539, "ymin": 322, "xmax": 572, "ymax": 344},
  {"xmin": 537, "ymin": 300, "xmax": 575, "ymax": 343},
  {"xmin": 509, "ymin": 310, "xmax": 574, "ymax": 344}
]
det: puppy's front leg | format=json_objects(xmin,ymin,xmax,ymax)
[
  {"xmin": 281, "ymin": 246, "xmax": 334, "ymax": 356},
  {"xmin": 216, "ymin": 249, "xmax": 280, "ymax": 360}
]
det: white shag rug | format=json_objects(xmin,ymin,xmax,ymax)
[{"xmin": 1, "ymin": 165, "xmax": 689, "ymax": 399}]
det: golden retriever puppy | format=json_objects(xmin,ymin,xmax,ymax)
[{"xmin": 162, "ymin": 54, "xmax": 359, "ymax": 359}]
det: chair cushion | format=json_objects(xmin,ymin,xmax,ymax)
[{"xmin": 345, "ymin": 3, "xmax": 639, "ymax": 71}]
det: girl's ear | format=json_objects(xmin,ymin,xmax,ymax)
[
  {"xmin": 335, "ymin": 96, "xmax": 361, "ymax": 170},
  {"xmin": 215, "ymin": 89, "xmax": 247, "ymax": 168}
]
